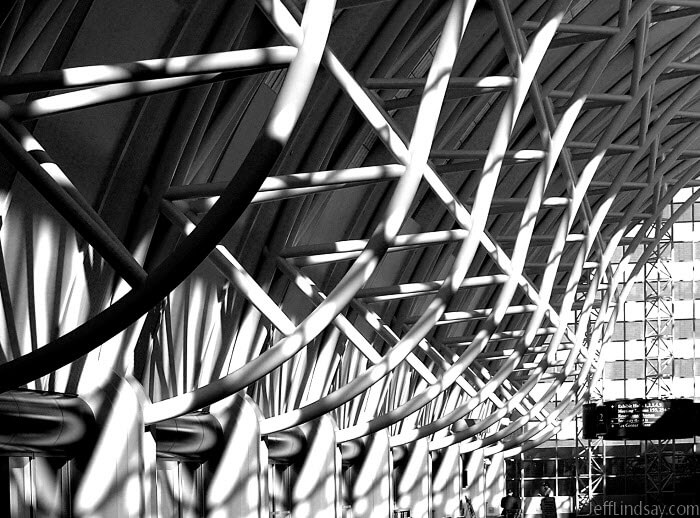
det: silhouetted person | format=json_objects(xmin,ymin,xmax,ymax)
[
  {"xmin": 540, "ymin": 485, "xmax": 556, "ymax": 518},
  {"xmin": 500, "ymin": 489, "xmax": 520, "ymax": 518}
]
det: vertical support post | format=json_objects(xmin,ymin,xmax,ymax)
[
  {"xmin": 292, "ymin": 415, "xmax": 340, "ymax": 517},
  {"xmin": 394, "ymin": 438, "xmax": 431, "ymax": 518},
  {"xmin": 143, "ymin": 429, "xmax": 157, "ymax": 518},
  {"xmin": 207, "ymin": 394, "xmax": 267, "ymax": 518},
  {"xmin": 432, "ymin": 444, "xmax": 462, "ymax": 518},
  {"xmin": 463, "ymin": 449, "xmax": 506, "ymax": 518},
  {"xmin": 72, "ymin": 373, "xmax": 154, "ymax": 518},
  {"xmin": 350, "ymin": 431, "xmax": 391, "ymax": 518},
  {"xmin": 484, "ymin": 452, "xmax": 506, "ymax": 518},
  {"xmin": 464, "ymin": 448, "xmax": 486, "ymax": 517}
]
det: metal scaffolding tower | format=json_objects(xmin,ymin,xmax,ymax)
[{"xmin": 643, "ymin": 189, "xmax": 674, "ymax": 504}]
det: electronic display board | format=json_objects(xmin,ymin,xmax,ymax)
[
  {"xmin": 605, "ymin": 399, "xmax": 670, "ymax": 439},
  {"xmin": 582, "ymin": 398, "xmax": 697, "ymax": 440}
]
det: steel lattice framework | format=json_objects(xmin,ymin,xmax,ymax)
[{"xmin": 0, "ymin": 0, "xmax": 700, "ymax": 460}]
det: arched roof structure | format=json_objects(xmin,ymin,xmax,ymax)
[{"xmin": 0, "ymin": 0, "xmax": 699, "ymax": 456}]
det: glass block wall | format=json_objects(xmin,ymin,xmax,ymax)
[{"xmin": 506, "ymin": 188, "xmax": 700, "ymax": 510}]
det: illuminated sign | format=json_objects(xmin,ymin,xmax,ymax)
[
  {"xmin": 582, "ymin": 399, "xmax": 698, "ymax": 440},
  {"xmin": 609, "ymin": 399, "xmax": 666, "ymax": 428}
]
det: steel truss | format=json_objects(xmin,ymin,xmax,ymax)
[{"xmin": 0, "ymin": 0, "xmax": 699, "ymax": 467}]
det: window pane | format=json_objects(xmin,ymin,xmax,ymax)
[
  {"xmin": 558, "ymin": 458, "xmax": 575, "ymax": 477},
  {"xmin": 557, "ymin": 478, "xmax": 574, "ymax": 497},
  {"xmin": 675, "ymin": 242, "xmax": 692, "ymax": 261},
  {"xmin": 522, "ymin": 460, "xmax": 543, "ymax": 478},
  {"xmin": 543, "ymin": 460, "xmax": 556, "ymax": 478},
  {"xmin": 606, "ymin": 476, "xmax": 626, "ymax": 495}
]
